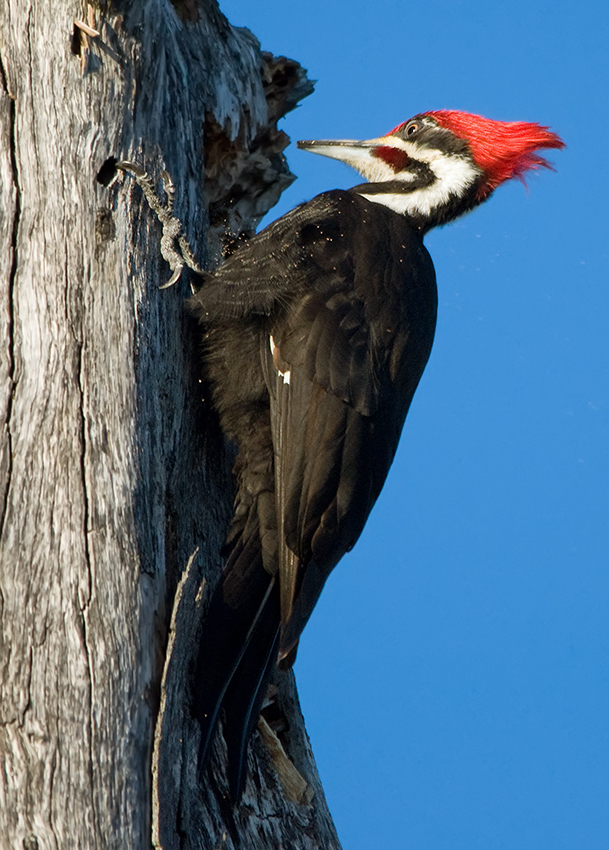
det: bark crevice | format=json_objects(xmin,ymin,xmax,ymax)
[
  {"xmin": 0, "ymin": 50, "xmax": 18, "ymax": 539},
  {"xmin": 77, "ymin": 340, "xmax": 98, "ymax": 847}
]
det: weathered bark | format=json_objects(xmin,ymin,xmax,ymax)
[{"xmin": 0, "ymin": 2, "xmax": 341, "ymax": 848}]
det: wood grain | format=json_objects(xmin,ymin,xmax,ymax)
[{"xmin": 0, "ymin": 2, "xmax": 340, "ymax": 848}]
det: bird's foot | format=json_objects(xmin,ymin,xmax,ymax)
[{"xmin": 116, "ymin": 161, "xmax": 204, "ymax": 288}]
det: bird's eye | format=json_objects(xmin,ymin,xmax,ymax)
[{"xmin": 406, "ymin": 122, "xmax": 419, "ymax": 136}]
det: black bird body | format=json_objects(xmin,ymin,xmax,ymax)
[
  {"xmin": 191, "ymin": 191, "xmax": 436, "ymax": 790},
  {"xmin": 190, "ymin": 111, "xmax": 564, "ymax": 797}
]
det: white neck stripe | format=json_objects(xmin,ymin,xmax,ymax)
[{"xmin": 361, "ymin": 154, "xmax": 480, "ymax": 218}]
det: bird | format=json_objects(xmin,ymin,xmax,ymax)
[{"xmin": 189, "ymin": 109, "xmax": 564, "ymax": 798}]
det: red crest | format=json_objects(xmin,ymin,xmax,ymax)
[{"xmin": 423, "ymin": 110, "xmax": 565, "ymax": 196}]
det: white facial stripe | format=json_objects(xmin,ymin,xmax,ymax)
[
  {"xmin": 304, "ymin": 135, "xmax": 482, "ymax": 218},
  {"xmin": 359, "ymin": 192, "xmax": 424, "ymax": 216},
  {"xmin": 361, "ymin": 146, "xmax": 481, "ymax": 218}
]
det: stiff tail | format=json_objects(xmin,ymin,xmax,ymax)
[
  {"xmin": 222, "ymin": 605, "xmax": 280, "ymax": 797},
  {"xmin": 193, "ymin": 514, "xmax": 281, "ymax": 798}
]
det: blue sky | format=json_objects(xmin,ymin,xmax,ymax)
[{"xmin": 218, "ymin": 2, "xmax": 608, "ymax": 848}]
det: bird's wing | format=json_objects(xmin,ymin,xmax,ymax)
[
  {"xmin": 191, "ymin": 190, "xmax": 437, "ymax": 660},
  {"xmin": 190, "ymin": 191, "xmax": 355, "ymax": 320},
  {"xmin": 263, "ymin": 283, "xmax": 415, "ymax": 659}
]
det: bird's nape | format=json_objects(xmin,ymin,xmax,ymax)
[{"xmin": 422, "ymin": 109, "xmax": 565, "ymax": 195}]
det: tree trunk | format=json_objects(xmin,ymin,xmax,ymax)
[{"xmin": 0, "ymin": 2, "xmax": 342, "ymax": 848}]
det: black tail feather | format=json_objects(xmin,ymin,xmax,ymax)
[
  {"xmin": 223, "ymin": 614, "xmax": 280, "ymax": 798},
  {"xmin": 193, "ymin": 516, "xmax": 281, "ymax": 796}
]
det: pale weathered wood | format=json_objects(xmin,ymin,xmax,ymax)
[{"xmin": 0, "ymin": 2, "xmax": 341, "ymax": 848}]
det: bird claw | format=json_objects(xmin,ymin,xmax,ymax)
[
  {"xmin": 116, "ymin": 160, "xmax": 204, "ymax": 288},
  {"xmin": 159, "ymin": 265, "xmax": 184, "ymax": 289}
]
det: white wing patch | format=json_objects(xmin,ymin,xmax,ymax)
[{"xmin": 269, "ymin": 335, "xmax": 291, "ymax": 384}]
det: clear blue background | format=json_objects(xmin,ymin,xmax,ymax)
[{"xmin": 219, "ymin": 2, "xmax": 608, "ymax": 847}]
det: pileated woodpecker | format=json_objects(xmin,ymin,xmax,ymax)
[{"xmin": 190, "ymin": 110, "xmax": 563, "ymax": 798}]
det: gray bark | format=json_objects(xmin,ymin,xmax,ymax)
[{"xmin": 0, "ymin": 2, "xmax": 342, "ymax": 848}]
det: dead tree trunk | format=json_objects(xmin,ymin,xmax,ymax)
[{"xmin": 0, "ymin": 2, "xmax": 342, "ymax": 848}]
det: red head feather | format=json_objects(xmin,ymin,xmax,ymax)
[{"xmin": 422, "ymin": 110, "xmax": 565, "ymax": 197}]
